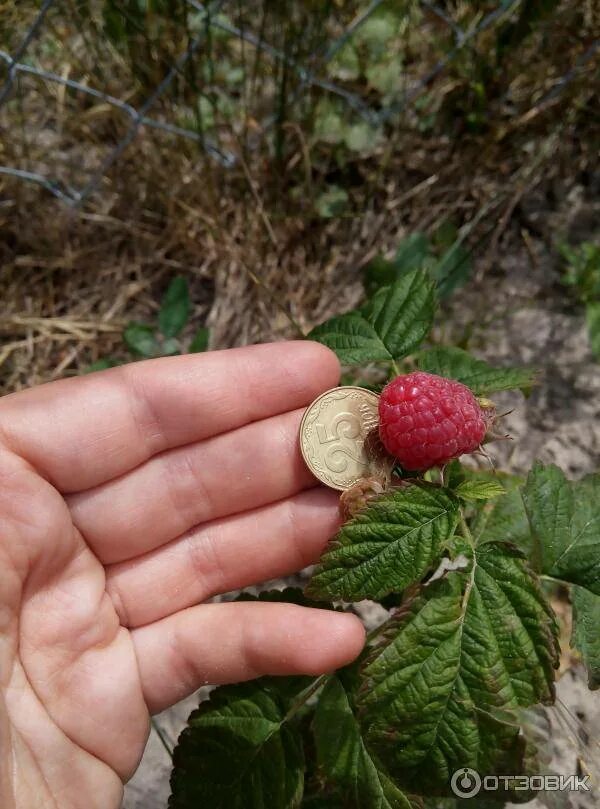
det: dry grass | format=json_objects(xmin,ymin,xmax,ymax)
[{"xmin": 1, "ymin": 0, "xmax": 599, "ymax": 391}]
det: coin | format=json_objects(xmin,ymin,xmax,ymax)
[{"xmin": 299, "ymin": 386, "xmax": 395, "ymax": 491}]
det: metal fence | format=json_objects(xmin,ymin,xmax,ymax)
[{"xmin": 0, "ymin": 0, "xmax": 596, "ymax": 208}]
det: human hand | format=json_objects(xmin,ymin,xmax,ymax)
[{"xmin": 0, "ymin": 342, "xmax": 365, "ymax": 809}]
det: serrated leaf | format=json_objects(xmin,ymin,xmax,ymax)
[
  {"xmin": 123, "ymin": 322, "xmax": 160, "ymax": 357},
  {"xmin": 471, "ymin": 476, "xmax": 533, "ymax": 556},
  {"xmin": 455, "ymin": 479, "xmax": 505, "ymax": 501},
  {"xmin": 189, "ymin": 326, "xmax": 210, "ymax": 353},
  {"xmin": 358, "ymin": 542, "xmax": 559, "ymax": 794},
  {"xmin": 314, "ymin": 677, "xmax": 414, "ymax": 809},
  {"xmin": 306, "ymin": 484, "xmax": 459, "ymax": 602},
  {"xmin": 365, "ymin": 272, "xmax": 436, "ymax": 360},
  {"xmin": 309, "ymin": 271, "xmax": 435, "ymax": 365},
  {"xmin": 309, "ymin": 313, "xmax": 392, "ymax": 365},
  {"xmin": 169, "ymin": 679, "xmax": 304, "ymax": 809},
  {"xmin": 585, "ymin": 301, "xmax": 600, "ymax": 358},
  {"xmin": 523, "ymin": 463, "xmax": 600, "ymax": 594},
  {"xmin": 235, "ymin": 587, "xmax": 335, "ymax": 611},
  {"xmin": 571, "ymin": 586, "xmax": 600, "ymax": 690},
  {"xmin": 416, "ymin": 346, "xmax": 535, "ymax": 395},
  {"xmin": 159, "ymin": 277, "xmax": 191, "ymax": 338}
]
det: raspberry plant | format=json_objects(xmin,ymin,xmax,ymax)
[{"xmin": 169, "ymin": 270, "xmax": 599, "ymax": 808}]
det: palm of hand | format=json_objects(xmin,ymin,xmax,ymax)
[{"xmin": 0, "ymin": 343, "xmax": 363, "ymax": 809}]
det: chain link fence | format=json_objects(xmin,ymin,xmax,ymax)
[{"xmin": 2, "ymin": 0, "xmax": 594, "ymax": 209}]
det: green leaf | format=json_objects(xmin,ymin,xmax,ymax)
[
  {"xmin": 162, "ymin": 337, "xmax": 181, "ymax": 356},
  {"xmin": 235, "ymin": 587, "xmax": 335, "ymax": 611},
  {"xmin": 358, "ymin": 542, "xmax": 559, "ymax": 793},
  {"xmin": 313, "ymin": 100, "xmax": 346, "ymax": 144},
  {"xmin": 471, "ymin": 476, "xmax": 532, "ymax": 556},
  {"xmin": 315, "ymin": 186, "xmax": 349, "ymax": 219},
  {"xmin": 329, "ymin": 42, "xmax": 361, "ymax": 81},
  {"xmin": 560, "ymin": 241, "xmax": 600, "ymax": 303},
  {"xmin": 84, "ymin": 357, "xmax": 121, "ymax": 373},
  {"xmin": 364, "ymin": 256, "xmax": 398, "ymax": 296},
  {"xmin": 169, "ymin": 679, "xmax": 304, "ymax": 809},
  {"xmin": 313, "ymin": 677, "xmax": 414, "ymax": 809},
  {"xmin": 416, "ymin": 346, "xmax": 535, "ymax": 395},
  {"xmin": 189, "ymin": 326, "xmax": 210, "ymax": 353},
  {"xmin": 394, "ymin": 233, "xmax": 430, "ymax": 273},
  {"xmin": 306, "ymin": 484, "xmax": 459, "ymax": 602},
  {"xmin": 123, "ymin": 323, "xmax": 160, "ymax": 358},
  {"xmin": 455, "ymin": 479, "xmax": 505, "ymax": 501},
  {"xmin": 159, "ymin": 277, "xmax": 191, "ymax": 338},
  {"xmin": 523, "ymin": 463, "xmax": 600, "ymax": 594},
  {"xmin": 309, "ymin": 271, "xmax": 435, "ymax": 366},
  {"xmin": 366, "ymin": 59, "xmax": 403, "ymax": 99},
  {"xmin": 345, "ymin": 122, "xmax": 381, "ymax": 153},
  {"xmin": 357, "ymin": 12, "xmax": 399, "ymax": 54},
  {"xmin": 364, "ymin": 234, "xmax": 430, "ymax": 296},
  {"xmin": 431, "ymin": 242, "xmax": 472, "ymax": 299},
  {"xmin": 586, "ymin": 301, "xmax": 600, "ymax": 358},
  {"xmin": 308, "ymin": 313, "xmax": 391, "ymax": 365},
  {"xmin": 571, "ymin": 586, "xmax": 600, "ymax": 690},
  {"xmin": 365, "ymin": 272, "xmax": 435, "ymax": 360}
]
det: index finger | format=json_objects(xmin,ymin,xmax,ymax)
[{"xmin": 0, "ymin": 341, "xmax": 339, "ymax": 493}]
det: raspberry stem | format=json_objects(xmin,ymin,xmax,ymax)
[{"xmin": 459, "ymin": 508, "xmax": 476, "ymax": 550}]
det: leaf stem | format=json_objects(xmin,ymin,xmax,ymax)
[
  {"xmin": 459, "ymin": 507, "xmax": 476, "ymax": 550},
  {"xmin": 390, "ymin": 358, "xmax": 400, "ymax": 376},
  {"xmin": 284, "ymin": 673, "xmax": 330, "ymax": 722}
]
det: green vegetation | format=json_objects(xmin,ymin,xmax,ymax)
[
  {"xmin": 87, "ymin": 277, "xmax": 209, "ymax": 371},
  {"xmin": 169, "ymin": 271, "xmax": 599, "ymax": 808},
  {"xmin": 560, "ymin": 239, "xmax": 600, "ymax": 358}
]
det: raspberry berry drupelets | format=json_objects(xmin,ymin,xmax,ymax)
[{"xmin": 378, "ymin": 371, "xmax": 495, "ymax": 471}]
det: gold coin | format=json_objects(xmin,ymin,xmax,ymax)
[{"xmin": 299, "ymin": 386, "xmax": 395, "ymax": 491}]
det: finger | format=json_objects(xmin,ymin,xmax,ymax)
[
  {"xmin": 0, "ymin": 342, "xmax": 339, "ymax": 493},
  {"xmin": 69, "ymin": 408, "xmax": 316, "ymax": 564},
  {"xmin": 105, "ymin": 488, "xmax": 340, "ymax": 627},
  {"xmin": 131, "ymin": 602, "xmax": 365, "ymax": 713}
]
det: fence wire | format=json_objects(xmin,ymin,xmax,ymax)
[{"xmin": 0, "ymin": 0, "xmax": 596, "ymax": 208}]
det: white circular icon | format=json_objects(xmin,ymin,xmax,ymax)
[{"xmin": 450, "ymin": 767, "xmax": 482, "ymax": 798}]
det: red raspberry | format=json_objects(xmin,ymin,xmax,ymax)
[{"xmin": 378, "ymin": 371, "xmax": 489, "ymax": 471}]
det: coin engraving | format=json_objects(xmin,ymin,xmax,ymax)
[{"xmin": 299, "ymin": 387, "xmax": 394, "ymax": 491}]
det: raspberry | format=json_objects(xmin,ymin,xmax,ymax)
[{"xmin": 378, "ymin": 371, "xmax": 490, "ymax": 471}]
